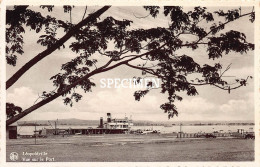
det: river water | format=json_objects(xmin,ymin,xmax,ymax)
[{"xmin": 17, "ymin": 125, "xmax": 254, "ymax": 135}]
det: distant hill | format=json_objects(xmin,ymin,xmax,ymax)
[
  {"xmin": 132, "ymin": 120, "xmax": 254, "ymax": 126},
  {"xmin": 17, "ymin": 119, "xmax": 99, "ymax": 126},
  {"xmin": 17, "ymin": 119, "xmax": 254, "ymax": 126}
]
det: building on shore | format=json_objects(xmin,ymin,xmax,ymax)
[{"xmin": 6, "ymin": 126, "xmax": 17, "ymax": 139}]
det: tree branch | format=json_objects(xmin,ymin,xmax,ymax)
[
  {"xmin": 6, "ymin": 53, "xmax": 143, "ymax": 126},
  {"xmin": 125, "ymin": 63, "xmax": 156, "ymax": 74},
  {"xmin": 6, "ymin": 57, "xmax": 115, "ymax": 126},
  {"xmin": 6, "ymin": 6, "xmax": 111, "ymax": 90},
  {"xmin": 175, "ymin": 12, "xmax": 254, "ymax": 48},
  {"xmin": 125, "ymin": 63, "xmax": 249, "ymax": 93},
  {"xmin": 133, "ymin": 12, "xmax": 150, "ymax": 19},
  {"xmin": 7, "ymin": 41, "xmax": 172, "ymax": 125},
  {"xmin": 220, "ymin": 63, "xmax": 232, "ymax": 78},
  {"xmin": 82, "ymin": 6, "xmax": 87, "ymax": 20},
  {"xmin": 196, "ymin": 12, "xmax": 253, "ymax": 43},
  {"xmin": 6, "ymin": 9, "xmax": 253, "ymax": 125},
  {"xmin": 70, "ymin": 10, "xmax": 72, "ymax": 23}
]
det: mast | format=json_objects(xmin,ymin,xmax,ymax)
[{"xmin": 34, "ymin": 122, "xmax": 37, "ymax": 144}]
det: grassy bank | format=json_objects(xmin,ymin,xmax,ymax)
[{"xmin": 6, "ymin": 134, "xmax": 254, "ymax": 162}]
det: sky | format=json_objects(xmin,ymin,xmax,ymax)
[{"xmin": 6, "ymin": 6, "xmax": 255, "ymax": 123}]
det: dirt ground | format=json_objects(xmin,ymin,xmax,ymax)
[{"xmin": 6, "ymin": 134, "xmax": 254, "ymax": 162}]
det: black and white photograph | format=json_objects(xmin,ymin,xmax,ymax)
[{"xmin": 4, "ymin": 2, "xmax": 258, "ymax": 164}]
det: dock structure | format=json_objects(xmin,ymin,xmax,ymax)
[
  {"xmin": 41, "ymin": 128, "xmax": 129, "ymax": 136},
  {"xmin": 177, "ymin": 132, "xmax": 232, "ymax": 138},
  {"xmin": 41, "ymin": 113, "xmax": 133, "ymax": 136},
  {"xmin": 176, "ymin": 129, "xmax": 255, "ymax": 139}
]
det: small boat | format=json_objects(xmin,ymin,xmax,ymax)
[
  {"xmin": 141, "ymin": 130, "xmax": 154, "ymax": 134},
  {"xmin": 75, "ymin": 132, "xmax": 82, "ymax": 135}
]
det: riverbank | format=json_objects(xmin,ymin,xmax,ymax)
[
  {"xmin": 16, "ymin": 124, "xmax": 254, "ymax": 135},
  {"xmin": 6, "ymin": 134, "xmax": 254, "ymax": 162}
]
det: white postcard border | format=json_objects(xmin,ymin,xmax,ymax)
[{"xmin": 1, "ymin": 0, "xmax": 260, "ymax": 167}]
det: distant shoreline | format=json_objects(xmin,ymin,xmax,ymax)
[
  {"xmin": 15, "ymin": 118, "xmax": 255, "ymax": 127},
  {"xmin": 17, "ymin": 123, "xmax": 255, "ymax": 126}
]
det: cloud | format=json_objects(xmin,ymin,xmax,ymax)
[
  {"xmin": 7, "ymin": 86, "xmax": 73, "ymax": 115},
  {"xmin": 219, "ymin": 92, "xmax": 254, "ymax": 119},
  {"xmin": 7, "ymin": 86, "xmax": 254, "ymax": 122},
  {"xmin": 81, "ymin": 88, "xmax": 164, "ymax": 116},
  {"xmin": 176, "ymin": 97, "xmax": 215, "ymax": 115},
  {"xmin": 224, "ymin": 66, "xmax": 254, "ymax": 79},
  {"xmin": 14, "ymin": 86, "xmax": 169, "ymax": 121},
  {"xmin": 7, "ymin": 87, "xmax": 38, "ymax": 109},
  {"xmin": 173, "ymin": 92, "xmax": 254, "ymax": 121}
]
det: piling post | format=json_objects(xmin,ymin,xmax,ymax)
[{"xmin": 179, "ymin": 123, "xmax": 182, "ymax": 139}]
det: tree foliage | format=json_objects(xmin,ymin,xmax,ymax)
[
  {"xmin": 6, "ymin": 103, "xmax": 22, "ymax": 119},
  {"xmin": 6, "ymin": 6, "xmax": 254, "ymax": 125}
]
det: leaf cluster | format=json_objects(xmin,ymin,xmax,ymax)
[{"xmin": 6, "ymin": 103, "xmax": 22, "ymax": 119}]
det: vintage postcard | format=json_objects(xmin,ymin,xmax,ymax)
[{"xmin": 1, "ymin": 0, "xmax": 260, "ymax": 167}]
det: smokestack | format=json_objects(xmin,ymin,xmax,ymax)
[
  {"xmin": 107, "ymin": 113, "xmax": 111, "ymax": 123},
  {"xmin": 99, "ymin": 117, "xmax": 103, "ymax": 128}
]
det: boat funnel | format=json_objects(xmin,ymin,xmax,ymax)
[
  {"xmin": 99, "ymin": 117, "xmax": 103, "ymax": 128},
  {"xmin": 107, "ymin": 113, "xmax": 111, "ymax": 123}
]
